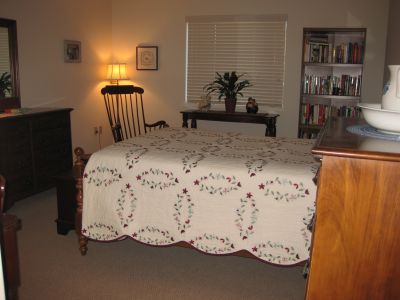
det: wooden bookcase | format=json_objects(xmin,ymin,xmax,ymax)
[{"xmin": 298, "ymin": 28, "xmax": 366, "ymax": 138}]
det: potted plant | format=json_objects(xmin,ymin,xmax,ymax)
[
  {"xmin": 0, "ymin": 72, "xmax": 12, "ymax": 99},
  {"xmin": 204, "ymin": 71, "xmax": 251, "ymax": 113}
]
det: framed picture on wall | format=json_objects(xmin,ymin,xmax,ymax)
[
  {"xmin": 136, "ymin": 46, "xmax": 158, "ymax": 70},
  {"xmin": 64, "ymin": 40, "xmax": 81, "ymax": 63}
]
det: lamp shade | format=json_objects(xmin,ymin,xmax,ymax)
[{"xmin": 107, "ymin": 63, "xmax": 128, "ymax": 81}]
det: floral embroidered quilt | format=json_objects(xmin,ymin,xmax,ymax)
[{"xmin": 82, "ymin": 127, "xmax": 318, "ymax": 265}]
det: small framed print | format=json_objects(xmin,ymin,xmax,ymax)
[
  {"xmin": 64, "ymin": 40, "xmax": 81, "ymax": 63},
  {"xmin": 136, "ymin": 46, "xmax": 158, "ymax": 70}
]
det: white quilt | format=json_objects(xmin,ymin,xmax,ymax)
[{"xmin": 82, "ymin": 127, "xmax": 318, "ymax": 265}]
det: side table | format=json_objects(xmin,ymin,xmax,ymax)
[
  {"xmin": 180, "ymin": 110, "xmax": 279, "ymax": 137},
  {"xmin": 54, "ymin": 170, "xmax": 76, "ymax": 235}
]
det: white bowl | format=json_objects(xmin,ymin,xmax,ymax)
[{"xmin": 358, "ymin": 103, "xmax": 400, "ymax": 134}]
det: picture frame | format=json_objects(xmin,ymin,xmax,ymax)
[
  {"xmin": 136, "ymin": 46, "xmax": 158, "ymax": 70},
  {"xmin": 64, "ymin": 40, "xmax": 81, "ymax": 63}
]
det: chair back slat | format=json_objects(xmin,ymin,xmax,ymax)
[
  {"xmin": 140, "ymin": 93, "xmax": 147, "ymax": 134},
  {"xmin": 128, "ymin": 95, "xmax": 137, "ymax": 137},
  {"xmin": 135, "ymin": 92, "xmax": 141, "ymax": 136},
  {"xmin": 120, "ymin": 94, "xmax": 128, "ymax": 139},
  {"xmin": 123, "ymin": 94, "xmax": 132, "ymax": 139},
  {"xmin": 107, "ymin": 93, "xmax": 122, "ymax": 142}
]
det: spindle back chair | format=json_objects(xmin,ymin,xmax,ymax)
[{"xmin": 101, "ymin": 85, "xmax": 168, "ymax": 142}]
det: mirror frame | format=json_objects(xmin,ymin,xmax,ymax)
[{"xmin": 0, "ymin": 18, "xmax": 20, "ymax": 111}]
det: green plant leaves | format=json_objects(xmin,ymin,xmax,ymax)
[
  {"xmin": 0, "ymin": 72, "xmax": 12, "ymax": 96},
  {"xmin": 203, "ymin": 71, "xmax": 251, "ymax": 100}
]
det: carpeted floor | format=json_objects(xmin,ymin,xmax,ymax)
[{"xmin": 9, "ymin": 189, "xmax": 306, "ymax": 300}]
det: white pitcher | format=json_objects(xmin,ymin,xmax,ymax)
[{"xmin": 382, "ymin": 65, "xmax": 400, "ymax": 111}]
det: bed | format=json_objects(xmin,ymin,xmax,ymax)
[{"xmin": 74, "ymin": 127, "xmax": 318, "ymax": 266}]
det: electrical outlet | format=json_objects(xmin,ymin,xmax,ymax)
[{"xmin": 94, "ymin": 126, "xmax": 99, "ymax": 135}]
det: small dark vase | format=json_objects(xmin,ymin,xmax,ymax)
[
  {"xmin": 246, "ymin": 105, "xmax": 258, "ymax": 113},
  {"xmin": 246, "ymin": 97, "xmax": 258, "ymax": 113},
  {"xmin": 225, "ymin": 98, "xmax": 236, "ymax": 113}
]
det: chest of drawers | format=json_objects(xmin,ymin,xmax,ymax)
[
  {"xmin": 0, "ymin": 108, "xmax": 73, "ymax": 210},
  {"xmin": 306, "ymin": 117, "xmax": 400, "ymax": 299}
]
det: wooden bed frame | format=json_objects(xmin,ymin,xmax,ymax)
[{"xmin": 73, "ymin": 147, "xmax": 309, "ymax": 267}]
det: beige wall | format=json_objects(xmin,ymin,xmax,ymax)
[
  {"xmin": 384, "ymin": 0, "xmax": 400, "ymax": 80},
  {"xmin": 2, "ymin": 0, "xmax": 113, "ymax": 152},
  {"xmin": 112, "ymin": 0, "xmax": 390, "ymax": 138},
  {"xmin": 2, "ymin": 0, "xmax": 391, "ymax": 149}
]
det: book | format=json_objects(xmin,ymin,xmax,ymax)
[
  {"xmin": 309, "ymin": 42, "xmax": 322, "ymax": 62},
  {"xmin": 304, "ymin": 41, "xmax": 310, "ymax": 62}
]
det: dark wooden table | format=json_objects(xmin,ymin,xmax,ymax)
[{"xmin": 180, "ymin": 110, "xmax": 279, "ymax": 137}]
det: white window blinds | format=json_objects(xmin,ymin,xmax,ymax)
[
  {"xmin": 0, "ymin": 28, "xmax": 10, "ymax": 75},
  {"xmin": 185, "ymin": 15, "xmax": 287, "ymax": 108}
]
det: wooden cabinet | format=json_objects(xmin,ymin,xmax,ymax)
[
  {"xmin": 0, "ymin": 108, "xmax": 73, "ymax": 210},
  {"xmin": 298, "ymin": 28, "xmax": 366, "ymax": 138},
  {"xmin": 306, "ymin": 117, "xmax": 400, "ymax": 299}
]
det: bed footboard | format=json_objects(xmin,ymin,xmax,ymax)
[{"xmin": 74, "ymin": 147, "xmax": 90, "ymax": 255}]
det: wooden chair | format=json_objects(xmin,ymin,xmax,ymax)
[
  {"xmin": 101, "ymin": 85, "xmax": 168, "ymax": 142},
  {"xmin": 0, "ymin": 175, "xmax": 20, "ymax": 300}
]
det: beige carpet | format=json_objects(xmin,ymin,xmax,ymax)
[{"xmin": 9, "ymin": 189, "xmax": 306, "ymax": 300}]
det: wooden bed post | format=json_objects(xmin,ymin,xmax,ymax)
[{"xmin": 74, "ymin": 147, "xmax": 88, "ymax": 255}]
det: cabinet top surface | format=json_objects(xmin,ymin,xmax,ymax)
[
  {"xmin": 180, "ymin": 110, "xmax": 279, "ymax": 118},
  {"xmin": 312, "ymin": 117, "xmax": 400, "ymax": 162},
  {"xmin": 303, "ymin": 27, "xmax": 366, "ymax": 34},
  {"xmin": 0, "ymin": 107, "xmax": 73, "ymax": 120}
]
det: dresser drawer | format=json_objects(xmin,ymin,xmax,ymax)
[
  {"xmin": 31, "ymin": 112, "xmax": 70, "ymax": 132},
  {"xmin": 36, "ymin": 160, "xmax": 72, "ymax": 190},
  {"xmin": 5, "ymin": 173, "xmax": 35, "ymax": 203},
  {"xmin": 34, "ymin": 141, "xmax": 72, "ymax": 190},
  {"xmin": 34, "ymin": 140, "xmax": 72, "ymax": 165},
  {"xmin": 4, "ymin": 138, "xmax": 31, "ymax": 154},
  {"xmin": 0, "ymin": 118, "xmax": 30, "ymax": 139},
  {"xmin": 32, "ymin": 127, "xmax": 71, "ymax": 151},
  {"xmin": 0, "ymin": 108, "xmax": 73, "ymax": 209},
  {"xmin": 3, "ymin": 154, "xmax": 33, "ymax": 175},
  {"xmin": 0, "ymin": 141, "xmax": 33, "ymax": 178}
]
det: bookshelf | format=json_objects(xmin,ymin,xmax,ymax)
[{"xmin": 298, "ymin": 28, "xmax": 366, "ymax": 138}]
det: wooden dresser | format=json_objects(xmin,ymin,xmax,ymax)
[
  {"xmin": 306, "ymin": 117, "xmax": 400, "ymax": 299},
  {"xmin": 0, "ymin": 108, "xmax": 73, "ymax": 210}
]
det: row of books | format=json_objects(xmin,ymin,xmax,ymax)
[
  {"xmin": 300, "ymin": 104, "xmax": 330, "ymax": 125},
  {"xmin": 331, "ymin": 105, "xmax": 361, "ymax": 118},
  {"xmin": 303, "ymin": 74, "xmax": 362, "ymax": 96},
  {"xmin": 304, "ymin": 40, "xmax": 364, "ymax": 64},
  {"xmin": 299, "ymin": 131, "xmax": 319, "ymax": 139},
  {"xmin": 300, "ymin": 104, "xmax": 361, "ymax": 126}
]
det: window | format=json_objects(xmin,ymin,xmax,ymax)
[
  {"xmin": 0, "ymin": 28, "xmax": 10, "ymax": 79},
  {"xmin": 185, "ymin": 15, "xmax": 287, "ymax": 109}
]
